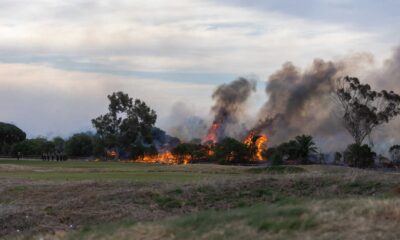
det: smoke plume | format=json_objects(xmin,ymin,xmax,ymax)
[
  {"xmin": 204, "ymin": 77, "xmax": 256, "ymax": 142},
  {"xmin": 198, "ymin": 46, "xmax": 400, "ymax": 154},
  {"xmin": 253, "ymin": 47, "xmax": 400, "ymax": 153}
]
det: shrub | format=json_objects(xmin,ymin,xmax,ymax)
[
  {"xmin": 213, "ymin": 137, "xmax": 251, "ymax": 164},
  {"xmin": 172, "ymin": 143, "xmax": 208, "ymax": 161},
  {"xmin": 265, "ymin": 148, "xmax": 283, "ymax": 166}
]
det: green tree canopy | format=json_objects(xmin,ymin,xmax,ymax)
[
  {"xmin": 344, "ymin": 143, "xmax": 375, "ymax": 168},
  {"xmin": 92, "ymin": 92, "xmax": 157, "ymax": 151},
  {"xmin": 295, "ymin": 135, "xmax": 318, "ymax": 164},
  {"xmin": 65, "ymin": 133, "xmax": 93, "ymax": 157},
  {"xmin": 0, "ymin": 122, "xmax": 26, "ymax": 146},
  {"xmin": 12, "ymin": 138, "xmax": 55, "ymax": 155}
]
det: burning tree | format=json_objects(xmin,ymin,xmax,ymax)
[
  {"xmin": 92, "ymin": 92, "xmax": 157, "ymax": 157},
  {"xmin": 334, "ymin": 76, "xmax": 400, "ymax": 145},
  {"xmin": 243, "ymin": 132, "xmax": 268, "ymax": 161}
]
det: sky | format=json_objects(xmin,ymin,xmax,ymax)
[{"xmin": 0, "ymin": 0, "xmax": 399, "ymax": 138}]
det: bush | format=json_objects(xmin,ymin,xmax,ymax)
[
  {"xmin": 344, "ymin": 143, "xmax": 375, "ymax": 168},
  {"xmin": 172, "ymin": 143, "xmax": 208, "ymax": 161},
  {"xmin": 128, "ymin": 143, "xmax": 157, "ymax": 159},
  {"xmin": 265, "ymin": 148, "xmax": 283, "ymax": 166},
  {"xmin": 213, "ymin": 137, "xmax": 251, "ymax": 164}
]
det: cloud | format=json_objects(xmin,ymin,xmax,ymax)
[
  {"xmin": 0, "ymin": 63, "xmax": 214, "ymax": 137},
  {"xmin": 0, "ymin": 0, "xmax": 397, "ymax": 137},
  {"xmin": 0, "ymin": 0, "xmax": 387, "ymax": 78}
]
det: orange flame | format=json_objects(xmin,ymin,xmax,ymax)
[
  {"xmin": 203, "ymin": 122, "xmax": 220, "ymax": 144},
  {"xmin": 244, "ymin": 132, "xmax": 268, "ymax": 161},
  {"xmin": 131, "ymin": 151, "xmax": 191, "ymax": 165},
  {"xmin": 107, "ymin": 150, "xmax": 118, "ymax": 159}
]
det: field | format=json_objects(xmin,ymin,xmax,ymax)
[{"xmin": 1, "ymin": 160, "xmax": 400, "ymax": 239}]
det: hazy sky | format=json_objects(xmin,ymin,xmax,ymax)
[{"xmin": 0, "ymin": 0, "xmax": 399, "ymax": 138}]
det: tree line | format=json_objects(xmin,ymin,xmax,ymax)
[{"xmin": 1, "ymin": 75, "xmax": 400, "ymax": 167}]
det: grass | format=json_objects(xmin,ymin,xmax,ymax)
[
  {"xmin": 0, "ymin": 171, "xmax": 215, "ymax": 182},
  {"xmin": 2, "ymin": 159, "xmax": 400, "ymax": 239},
  {"xmin": 67, "ymin": 203, "xmax": 317, "ymax": 240},
  {"xmin": 248, "ymin": 165, "xmax": 306, "ymax": 174},
  {"xmin": 0, "ymin": 159, "xmax": 245, "ymax": 182}
]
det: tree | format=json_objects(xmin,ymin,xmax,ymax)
[
  {"xmin": 12, "ymin": 138, "xmax": 55, "ymax": 155},
  {"xmin": 92, "ymin": 92, "xmax": 157, "ymax": 152},
  {"xmin": 294, "ymin": 135, "xmax": 317, "ymax": 164},
  {"xmin": 276, "ymin": 140, "xmax": 299, "ymax": 161},
  {"xmin": 335, "ymin": 76, "xmax": 400, "ymax": 145},
  {"xmin": 344, "ymin": 143, "xmax": 375, "ymax": 168},
  {"xmin": 264, "ymin": 135, "xmax": 317, "ymax": 165},
  {"xmin": 52, "ymin": 137, "xmax": 65, "ymax": 152},
  {"xmin": 213, "ymin": 137, "xmax": 251, "ymax": 164},
  {"xmin": 65, "ymin": 133, "xmax": 93, "ymax": 157},
  {"xmin": 0, "ymin": 122, "xmax": 26, "ymax": 154}
]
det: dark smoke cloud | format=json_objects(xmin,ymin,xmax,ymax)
[
  {"xmin": 209, "ymin": 77, "xmax": 256, "ymax": 141},
  {"xmin": 199, "ymin": 46, "xmax": 400, "ymax": 154},
  {"xmin": 254, "ymin": 46, "xmax": 400, "ymax": 153},
  {"xmin": 255, "ymin": 59, "xmax": 352, "ymax": 150}
]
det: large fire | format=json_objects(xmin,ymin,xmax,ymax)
[
  {"xmin": 134, "ymin": 151, "xmax": 191, "ymax": 165},
  {"xmin": 202, "ymin": 122, "xmax": 220, "ymax": 144},
  {"xmin": 244, "ymin": 131, "xmax": 268, "ymax": 161}
]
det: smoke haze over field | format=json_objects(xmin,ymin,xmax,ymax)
[
  {"xmin": 193, "ymin": 46, "xmax": 400, "ymax": 153},
  {"xmin": 1, "ymin": 0, "xmax": 400, "ymax": 154}
]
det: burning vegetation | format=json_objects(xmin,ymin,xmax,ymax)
[
  {"xmin": 87, "ymin": 47, "xmax": 400, "ymax": 167},
  {"xmin": 131, "ymin": 151, "xmax": 191, "ymax": 165}
]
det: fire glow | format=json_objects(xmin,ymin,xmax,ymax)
[
  {"xmin": 202, "ymin": 122, "xmax": 220, "ymax": 144},
  {"xmin": 244, "ymin": 131, "xmax": 268, "ymax": 161},
  {"xmin": 129, "ymin": 151, "xmax": 191, "ymax": 165}
]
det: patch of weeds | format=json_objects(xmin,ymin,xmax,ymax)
[
  {"xmin": 249, "ymin": 166, "xmax": 306, "ymax": 174},
  {"xmin": 258, "ymin": 217, "xmax": 316, "ymax": 232},
  {"xmin": 234, "ymin": 201, "xmax": 249, "ymax": 208},
  {"xmin": 249, "ymin": 206, "xmax": 317, "ymax": 233},
  {"xmin": 44, "ymin": 206, "xmax": 56, "ymax": 216},
  {"xmin": 196, "ymin": 186, "xmax": 213, "ymax": 193},
  {"xmin": 169, "ymin": 188, "xmax": 183, "ymax": 195},
  {"xmin": 341, "ymin": 180, "xmax": 382, "ymax": 194},
  {"xmin": 271, "ymin": 196, "xmax": 301, "ymax": 205},
  {"xmin": 255, "ymin": 188, "xmax": 273, "ymax": 197},
  {"xmin": 291, "ymin": 180, "xmax": 314, "ymax": 195},
  {"xmin": 4, "ymin": 185, "xmax": 28, "ymax": 194},
  {"xmin": 155, "ymin": 196, "xmax": 182, "ymax": 209},
  {"xmin": 172, "ymin": 204, "xmax": 316, "ymax": 238},
  {"xmin": 69, "ymin": 219, "xmax": 137, "ymax": 240}
]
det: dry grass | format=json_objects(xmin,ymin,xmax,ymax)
[{"xmin": 1, "ymin": 160, "xmax": 400, "ymax": 239}]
